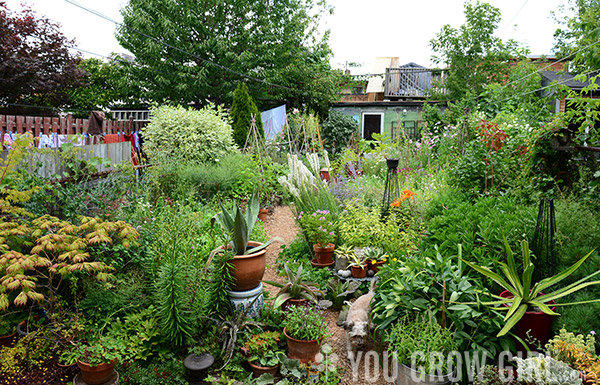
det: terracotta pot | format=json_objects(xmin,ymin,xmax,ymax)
[
  {"xmin": 224, "ymin": 241, "xmax": 267, "ymax": 291},
  {"xmin": 282, "ymin": 298, "xmax": 311, "ymax": 312},
  {"xmin": 499, "ymin": 290, "xmax": 556, "ymax": 351},
  {"xmin": 77, "ymin": 359, "xmax": 117, "ymax": 385},
  {"xmin": 310, "ymin": 258, "xmax": 334, "ymax": 268},
  {"xmin": 258, "ymin": 209, "xmax": 268, "ymax": 222},
  {"xmin": 248, "ymin": 360, "xmax": 279, "ymax": 378},
  {"xmin": 283, "ymin": 327, "xmax": 322, "ymax": 364},
  {"xmin": 367, "ymin": 260, "xmax": 385, "ymax": 273},
  {"xmin": 350, "ymin": 265, "xmax": 367, "ymax": 278},
  {"xmin": 313, "ymin": 243, "xmax": 334, "ymax": 264},
  {"xmin": 0, "ymin": 330, "xmax": 16, "ymax": 347}
]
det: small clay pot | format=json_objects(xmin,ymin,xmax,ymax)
[
  {"xmin": 313, "ymin": 243, "xmax": 335, "ymax": 264},
  {"xmin": 248, "ymin": 360, "xmax": 279, "ymax": 378},
  {"xmin": 77, "ymin": 359, "xmax": 117, "ymax": 385},
  {"xmin": 283, "ymin": 327, "xmax": 322, "ymax": 364},
  {"xmin": 350, "ymin": 265, "xmax": 367, "ymax": 278}
]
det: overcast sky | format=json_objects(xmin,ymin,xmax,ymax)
[{"xmin": 4, "ymin": 0, "xmax": 571, "ymax": 75}]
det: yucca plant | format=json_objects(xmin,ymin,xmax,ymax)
[
  {"xmin": 262, "ymin": 264, "xmax": 323, "ymax": 308},
  {"xmin": 213, "ymin": 188, "xmax": 280, "ymax": 255},
  {"xmin": 462, "ymin": 237, "xmax": 600, "ymax": 337}
]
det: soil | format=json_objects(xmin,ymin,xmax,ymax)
[{"xmin": 262, "ymin": 206, "xmax": 392, "ymax": 385}]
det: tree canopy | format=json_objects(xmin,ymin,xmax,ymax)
[
  {"xmin": 0, "ymin": 1, "xmax": 85, "ymax": 114},
  {"xmin": 429, "ymin": 0, "xmax": 526, "ymax": 100},
  {"xmin": 116, "ymin": 0, "xmax": 340, "ymax": 115},
  {"xmin": 553, "ymin": 0, "xmax": 600, "ymax": 73}
]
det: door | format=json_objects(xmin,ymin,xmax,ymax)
[{"xmin": 362, "ymin": 113, "xmax": 383, "ymax": 141}]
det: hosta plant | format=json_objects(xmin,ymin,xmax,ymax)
[{"xmin": 462, "ymin": 237, "xmax": 600, "ymax": 337}]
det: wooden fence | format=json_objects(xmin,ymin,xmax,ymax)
[{"xmin": 0, "ymin": 114, "xmax": 147, "ymax": 146}]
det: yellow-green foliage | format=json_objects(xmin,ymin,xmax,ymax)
[
  {"xmin": 547, "ymin": 329, "xmax": 600, "ymax": 385},
  {"xmin": 0, "ymin": 215, "xmax": 139, "ymax": 310},
  {"xmin": 0, "ymin": 134, "xmax": 140, "ymax": 311}
]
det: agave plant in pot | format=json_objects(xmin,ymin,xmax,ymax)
[
  {"xmin": 461, "ymin": 238, "xmax": 600, "ymax": 350},
  {"xmin": 347, "ymin": 253, "xmax": 368, "ymax": 278},
  {"xmin": 263, "ymin": 264, "xmax": 323, "ymax": 310},
  {"xmin": 283, "ymin": 305, "xmax": 328, "ymax": 364},
  {"xmin": 208, "ymin": 189, "xmax": 282, "ymax": 291},
  {"xmin": 385, "ymin": 316, "xmax": 458, "ymax": 385},
  {"xmin": 297, "ymin": 209, "xmax": 337, "ymax": 267}
]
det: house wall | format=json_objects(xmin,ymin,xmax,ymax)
[{"xmin": 331, "ymin": 103, "xmax": 427, "ymax": 140}]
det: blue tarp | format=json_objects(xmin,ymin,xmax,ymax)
[{"xmin": 261, "ymin": 104, "xmax": 286, "ymax": 141}]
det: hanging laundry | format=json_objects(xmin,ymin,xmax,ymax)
[
  {"xmin": 122, "ymin": 134, "xmax": 138, "ymax": 166},
  {"xmin": 104, "ymin": 134, "xmax": 121, "ymax": 144},
  {"xmin": 38, "ymin": 134, "xmax": 52, "ymax": 148},
  {"xmin": 3, "ymin": 133, "xmax": 14, "ymax": 149}
]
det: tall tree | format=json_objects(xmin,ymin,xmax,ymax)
[
  {"xmin": 0, "ymin": 2, "xmax": 86, "ymax": 114},
  {"xmin": 116, "ymin": 0, "xmax": 339, "ymax": 115},
  {"xmin": 553, "ymin": 0, "xmax": 600, "ymax": 73},
  {"xmin": 429, "ymin": 0, "xmax": 526, "ymax": 100}
]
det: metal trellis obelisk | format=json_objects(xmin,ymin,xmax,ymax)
[
  {"xmin": 381, "ymin": 159, "xmax": 400, "ymax": 217},
  {"xmin": 531, "ymin": 198, "xmax": 556, "ymax": 282}
]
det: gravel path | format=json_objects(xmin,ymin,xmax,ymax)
[{"xmin": 262, "ymin": 206, "xmax": 392, "ymax": 384}]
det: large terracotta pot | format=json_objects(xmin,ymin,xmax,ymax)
[
  {"xmin": 350, "ymin": 265, "xmax": 367, "ymax": 278},
  {"xmin": 248, "ymin": 360, "xmax": 279, "ymax": 378},
  {"xmin": 313, "ymin": 243, "xmax": 335, "ymax": 264},
  {"xmin": 226, "ymin": 241, "xmax": 267, "ymax": 291},
  {"xmin": 77, "ymin": 359, "xmax": 117, "ymax": 385},
  {"xmin": 499, "ymin": 290, "xmax": 556, "ymax": 351},
  {"xmin": 283, "ymin": 327, "xmax": 322, "ymax": 364}
]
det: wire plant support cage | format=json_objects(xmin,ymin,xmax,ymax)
[
  {"xmin": 531, "ymin": 198, "xmax": 557, "ymax": 282},
  {"xmin": 381, "ymin": 158, "xmax": 400, "ymax": 218}
]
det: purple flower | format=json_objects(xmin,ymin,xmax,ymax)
[
  {"xmin": 592, "ymin": 331, "xmax": 596, "ymax": 336},
  {"xmin": 329, "ymin": 232, "xmax": 334, "ymax": 236},
  {"xmin": 312, "ymin": 213, "xmax": 317, "ymax": 217},
  {"xmin": 300, "ymin": 211, "xmax": 304, "ymax": 215},
  {"xmin": 320, "ymin": 217, "xmax": 326, "ymax": 220},
  {"xmin": 323, "ymin": 228, "xmax": 327, "ymax": 232},
  {"xmin": 318, "ymin": 225, "xmax": 322, "ymax": 230},
  {"xmin": 323, "ymin": 210, "xmax": 329, "ymax": 214},
  {"xmin": 298, "ymin": 215, "xmax": 302, "ymax": 219}
]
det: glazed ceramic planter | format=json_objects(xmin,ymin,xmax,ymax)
[
  {"xmin": 226, "ymin": 283, "xmax": 264, "ymax": 319},
  {"xmin": 77, "ymin": 359, "xmax": 117, "ymax": 385},
  {"xmin": 313, "ymin": 243, "xmax": 335, "ymax": 264},
  {"xmin": 499, "ymin": 290, "xmax": 556, "ymax": 351},
  {"xmin": 283, "ymin": 327, "xmax": 322, "ymax": 364}
]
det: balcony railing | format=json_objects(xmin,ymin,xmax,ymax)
[{"xmin": 384, "ymin": 67, "xmax": 447, "ymax": 98}]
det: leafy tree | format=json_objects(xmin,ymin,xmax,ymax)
[
  {"xmin": 0, "ymin": 2, "xmax": 85, "ymax": 114},
  {"xmin": 66, "ymin": 58, "xmax": 130, "ymax": 117},
  {"xmin": 553, "ymin": 0, "xmax": 600, "ymax": 73},
  {"xmin": 230, "ymin": 82, "xmax": 263, "ymax": 149},
  {"xmin": 116, "ymin": 0, "xmax": 339, "ymax": 115},
  {"xmin": 429, "ymin": 0, "xmax": 526, "ymax": 100}
]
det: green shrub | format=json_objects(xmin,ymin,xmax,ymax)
[
  {"xmin": 142, "ymin": 104, "xmax": 236, "ymax": 164},
  {"xmin": 321, "ymin": 111, "xmax": 359, "ymax": 155},
  {"xmin": 230, "ymin": 82, "xmax": 263, "ymax": 149}
]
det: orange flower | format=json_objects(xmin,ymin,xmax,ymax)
[
  {"xmin": 402, "ymin": 189, "xmax": 417, "ymax": 199},
  {"xmin": 390, "ymin": 198, "xmax": 402, "ymax": 207}
]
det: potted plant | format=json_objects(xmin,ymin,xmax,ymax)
[
  {"xmin": 75, "ymin": 335, "xmax": 124, "ymax": 385},
  {"xmin": 546, "ymin": 328, "xmax": 600, "ymax": 382},
  {"xmin": 514, "ymin": 354, "xmax": 582, "ymax": 385},
  {"xmin": 384, "ymin": 146, "xmax": 402, "ymax": 169},
  {"xmin": 0, "ymin": 311, "xmax": 24, "ymax": 347},
  {"xmin": 297, "ymin": 209, "xmax": 337, "ymax": 266},
  {"xmin": 385, "ymin": 316, "xmax": 458, "ymax": 385},
  {"xmin": 347, "ymin": 253, "xmax": 368, "ymax": 278},
  {"xmin": 241, "ymin": 331, "xmax": 283, "ymax": 378},
  {"xmin": 209, "ymin": 188, "xmax": 282, "ymax": 291},
  {"xmin": 461, "ymin": 238, "xmax": 600, "ymax": 348},
  {"xmin": 334, "ymin": 244, "xmax": 354, "ymax": 271},
  {"xmin": 263, "ymin": 264, "xmax": 323, "ymax": 309},
  {"xmin": 363, "ymin": 247, "xmax": 387, "ymax": 273},
  {"xmin": 283, "ymin": 305, "xmax": 328, "ymax": 364}
]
